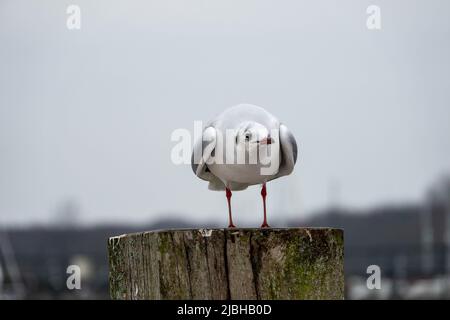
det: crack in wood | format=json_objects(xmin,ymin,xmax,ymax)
[
  {"xmin": 249, "ymin": 232, "xmax": 261, "ymax": 299},
  {"xmin": 181, "ymin": 232, "xmax": 193, "ymax": 299},
  {"xmin": 223, "ymin": 230, "xmax": 232, "ymax": 300}
]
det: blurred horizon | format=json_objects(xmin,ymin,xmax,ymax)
[
  {"xmin": 0, "ymin": 172, "xmax": 447, "ymax": 231},
  {"xmin": 0, "ymin": 172, "xmax": 443, "ymax": 228}
]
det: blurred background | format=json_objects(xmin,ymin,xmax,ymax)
[{"xmin": 1, "ymin": 0, "xmax": 449, "ymax": 299}]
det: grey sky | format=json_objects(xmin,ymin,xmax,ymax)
[{"xmin": 1, "ymin": 0, "xmax": 449, "ymax": 226}]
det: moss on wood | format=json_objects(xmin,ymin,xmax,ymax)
[{"xmin": 108, "ymin": 228, "xmax": 344, "ymax": 300}]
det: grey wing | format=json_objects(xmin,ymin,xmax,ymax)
[
  {"xmin": 191, "ymin": 126, "xmax": 226, "ymax": 190},
  {"xmin": 191, "ymin": 127, "xmax": 239, "ymax": 191},
  {"xmin": 270, "ymin": 124, "xmax": 298, "ymax": 180},
  {"xmin": 191, "ymin": 126, "xmax": 217, "ymax": 181}
]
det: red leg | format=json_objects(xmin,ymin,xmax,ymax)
[
  {"xmin": 226, "ymin": 188, "xmax": 236, "ymax": 228},
  {"xmin": 261, "ymin": 183, "xmax": 270, "ymax": 228}
]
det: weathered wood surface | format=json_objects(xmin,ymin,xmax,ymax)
[{"xmin": 108, "ymin": 228, "xmax": 344, "ymax": 300}]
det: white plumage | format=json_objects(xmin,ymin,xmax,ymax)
[{"xmin": 191, "ymin": 103, "xmax": 298, "ymax": 228}]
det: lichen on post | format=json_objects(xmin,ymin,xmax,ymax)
[{"xmin": 108, "ymin": 228, "xmax": 344, "ymax": 300}]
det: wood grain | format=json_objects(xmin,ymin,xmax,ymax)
[{"xmin": 108, "ymin": 228, "xmax": 344, "ymax": 300}]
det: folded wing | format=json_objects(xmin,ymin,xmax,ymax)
[{"xmin": 270, "ymin": 124, "xmax": 298, "ymax": 180}]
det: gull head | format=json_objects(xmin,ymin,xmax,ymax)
[{"xmin": 235, "ymin": 122, "xmax": 274, "ymax": 162}]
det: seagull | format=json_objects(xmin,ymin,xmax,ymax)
[{"xmin": 191, "ymin": 104, "xmax": 298, "ymax": 228}]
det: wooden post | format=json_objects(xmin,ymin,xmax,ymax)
[{"xmin": 108, "ymin": 228, "xmax": 344, "ymax": 300}]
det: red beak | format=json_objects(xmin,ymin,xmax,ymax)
[{"xmin": 259, "ymin": 137, "xmax": 273, "ymax": 145}]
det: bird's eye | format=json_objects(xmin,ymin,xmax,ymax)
[{"xmin": 245, "ymin": 133, "xmax": 250, "ymax": 141}]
